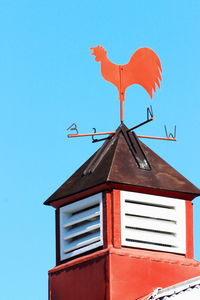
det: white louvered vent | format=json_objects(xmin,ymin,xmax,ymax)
[
  {"xmin": 121, "ymin": 191, "xmax": 186, "ymax": 254},
  {"xmin": 60, "ymin": 193, "xmax": 103, "ymax": 260}
]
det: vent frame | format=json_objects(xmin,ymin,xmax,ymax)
[
  {"xmin": 121, "ymin": 191, "xmax": 186, "ymax": 254},
  {"xmin": 60, "ymin": 193, "xmax": 103, "ymax": 260}
]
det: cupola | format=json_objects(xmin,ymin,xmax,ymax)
[{"xmin": 44, "ymin": 123, "xmax": 200, "ymax": 300}]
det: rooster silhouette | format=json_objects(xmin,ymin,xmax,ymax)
[{"xmin": 90, "ymin": 46, "xmax": 162, "ymax": 102}]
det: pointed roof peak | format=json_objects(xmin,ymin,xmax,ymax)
[
  {"xmin": 83, "ymin": 122, "xmax": 150, "ymax": 177},
  {"xmin": 44, "ymin": 124, "xmax": 200, "ymax": 205}
]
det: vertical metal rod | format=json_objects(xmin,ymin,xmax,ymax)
[{"xmin": 120, "ymin": 101, "xmax": 124, "ymax": 122}]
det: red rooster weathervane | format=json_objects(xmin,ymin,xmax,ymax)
[
  {"xmin": 67, "ymin": 46, "xmax": 176, "ymax": 142},
  {"xmin": 90, "ymin": 46, "xmax": 162, "ymax": 122}
]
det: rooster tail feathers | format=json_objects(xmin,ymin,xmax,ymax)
[
  {"xmin": 155, "ymin": 77, "xmax": 160, "ymax": 89},
  {"xmin": 127, "ymin": 47, "xmax": 162, "ymax": 98}
]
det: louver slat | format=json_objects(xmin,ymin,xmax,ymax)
[
  {"xmin": 121, "ymin": 191, "xmax": 186, "ymax": 254},
  {"xmin": 64, "ymin": 222, "xmax": 100, "ymax": 241},
  {"xmin": 60, "ymin": 193, "xmax": 103, "ymax": 260},
  {"xmin": 124, "ymin": 215, "xmax": 176, "ymax": 232},
  {"xmin": 124, "ymin": 202, "xmax": 176, "ymax": 221},
  {"xmin": 64, "ymin": 206, "xmax": 100, "ymax": 228},
  {"xmin": 125, "ymin": 227, "xmax": 176, "ymax": 246},
  {"xmin": 64, "ymin": 233, "xmax": 101, "ymax": 254}
]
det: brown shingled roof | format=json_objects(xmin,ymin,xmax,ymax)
[{"xmin": 44, "ymin": 123, "xmax": 200, "ymax": 205}]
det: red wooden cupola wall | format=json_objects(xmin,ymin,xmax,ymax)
[{"xmin": 44, "ymin": 123, "xmax": 200, "ymax": 300}]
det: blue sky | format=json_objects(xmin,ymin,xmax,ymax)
[{"xmin": 0, "ymin": 1, "xmax": 200, "ymax": 299}]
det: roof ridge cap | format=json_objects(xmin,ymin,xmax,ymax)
[{"xmin": 107, "ymin": 127, "xmax": 124, "ymax": 181}]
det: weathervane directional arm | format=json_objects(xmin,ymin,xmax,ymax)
[{"xmin": 67, "ymin": 107, "xmax": 176, "ymax": 142}]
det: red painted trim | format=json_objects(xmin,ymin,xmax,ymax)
[
  {"xmin": 48, "ymin": 184, "xmax": 111, "ymax": 208},
  {"xmin": 103, "ymin": 191, "xmax": 113, "ymax": 248},
  {"xmin": 108, "ymin": 247, "xmax": 194, "ymax": 263},
  {"xmin": 48, "ymin": 248, "xmax": 109, "ymax": 274},
  {"xmin": 46, "ymin": 182, "xmax": 199, "ymax": 209},
  {"xmin": 49, "ymin": 246, "xmax": 200, "ymax": 275},
  {"xmin": 112, "ymin": 189, "xmax": 121, "ymax": 249},
  {"xmin": 55, "ymin": 208, "xmax": 61, "ymax": 265},
  {"xmin": 107, "ymin": 183, "xmax": 198, "ymax": 201},
  {"xmin": 185, "ymin": 200, "xmax": 194, "ymax": 259}
]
